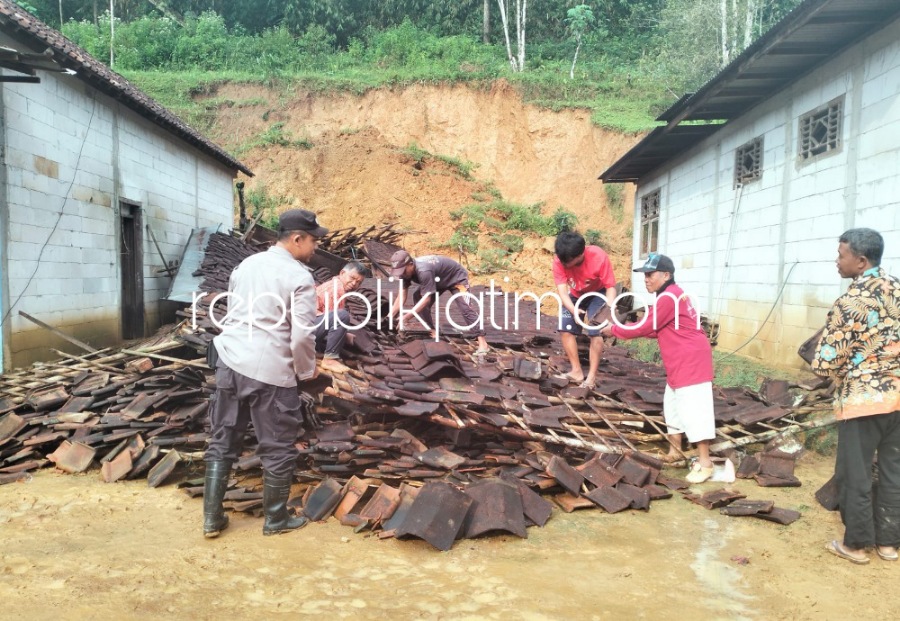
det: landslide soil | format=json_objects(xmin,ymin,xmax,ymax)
[
  {"xmin": 2, "ymin": 454, "xmax": 896, "ymax": 620},
  {"xmin": 207, "ymin": 81, "xmax": 638, "ymax": 292}
]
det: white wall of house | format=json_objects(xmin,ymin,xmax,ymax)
[
  {"xmin": 0, "ymin": 44, "xmax": 235, "ymax": 368},
  {"xmin": 629, "ymin": 18, "xmax": 900, "ymax": 367}
]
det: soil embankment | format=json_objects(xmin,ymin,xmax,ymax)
[{"xmin": 202, "ymin": 81, "xmax": 638, "ymax": 292}]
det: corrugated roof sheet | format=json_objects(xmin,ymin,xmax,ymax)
[
  {"xmin": 601, "ymin": 0, "xmax": 900, "ymax": 183},
  {"xmin": 0, "ymin": 1, "xmax": 253, "ymax": 176}
]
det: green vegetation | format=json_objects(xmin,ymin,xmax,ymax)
[
  {"xmin": 28, "ymin": 1, "xmax": 805, "ymax": 147},
  {"xmin": 604, "ymin": 184, "xmax": 625, "ymax": 223},
  {"xmin": 478, "ymin": 248, "xmax": 512, "ymax": 273},
  {"xmin": 443, "ymin": 198, "xmax": 580, "ymax": 274},
  {"xmin": 236, "ymin": 123, "xmax": 313, "ymax": 155},
  {"xmin": 401, "ymin": 143, "xmax": 476, "ymax": 180},
  {"xmin": 584, "ymin": 228, "xmax": 603, "ymax": 247},
  {"xmin": 450, "ymin": 200, "xmax": 578, "ymax": 239},
  {"xmin": 619, "ymin": 339, "xmax": 804, "ymax": 391},
  {"xmin": 244, "ymin": 186, "xmax": 291, "ymax": 230}
]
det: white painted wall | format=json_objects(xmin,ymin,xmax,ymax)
[
  {"xmin": 629, "ymin": 18, "xmax": 900, "ymax": 367},
  {"xmin": 0, "ymin": 35, "xmax": 236, "ymax": 368}
]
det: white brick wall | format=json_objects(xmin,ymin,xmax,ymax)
[
  {"xmin": 1, "ymin": 39, "xmax": 238, "ymax": 366},
  {"xmin": 627, "ymin": 18, "xmax": 900, "ymax": 366}
]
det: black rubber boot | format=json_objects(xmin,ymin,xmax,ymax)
[
  {"xmin": 202, "ymin": 460, "xmax": 231, "ymax": 538},
  {"xmin": 262, "ymin": 471, "xmax": 309, "ymax": 536}
]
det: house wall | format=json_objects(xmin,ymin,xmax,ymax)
[
  {"xmin": 629, "ymin": 17, "xmax": 900, "ymax": 368},
  {"xmin": 0, "ymin": 39, "xmax": 235, "ymax": 369}
]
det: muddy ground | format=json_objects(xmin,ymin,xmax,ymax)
[{"xmin": 1, "ymin": 452, "xmax": 894, "ymax": 620}]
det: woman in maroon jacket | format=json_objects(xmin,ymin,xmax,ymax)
[{"xmin": 601, "ymin": 253, "xmax": 716, "ymax": 484}]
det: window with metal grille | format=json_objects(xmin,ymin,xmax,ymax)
[
  {"xmin": 734, "ymin": 136, "xmax": 763, "ymax": 187},
  {"xmin": 799, "ymin": 96, "xmax": 843, "ymax": 162},
  {"xmin": 640, "ymin": 190, "xmax": 660, "ymax": 258}
]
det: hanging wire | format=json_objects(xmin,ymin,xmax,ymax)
[
  {"xmin": 717, "ymin": 261, "xmax": 800, "ymax": 360},
  {"xmin": 1, "ymin": 97, "xmax": 98, "ymax": 328}
]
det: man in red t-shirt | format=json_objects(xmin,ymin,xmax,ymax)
[{"xmin": 552, "ymin": 231, "xmax": 617, "ymax": 388}]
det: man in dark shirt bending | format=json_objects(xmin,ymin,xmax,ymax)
[{"xmin": 387, "ymin": 251, "xmax": 489, "ymax": 354}]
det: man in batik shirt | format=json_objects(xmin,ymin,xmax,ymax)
[{"xmin": 813, "ymin": 228, "xmax": 900, "ymax": 565}]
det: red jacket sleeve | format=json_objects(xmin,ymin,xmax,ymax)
[{"xmin": 611, "ymin": 291, "xmax": 677, "ymax": 339}]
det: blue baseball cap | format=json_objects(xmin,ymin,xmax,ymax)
[{"xmin": 634, "ymin": 253, "xmax": 675, "ymax": 274}]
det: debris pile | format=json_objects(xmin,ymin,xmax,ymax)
[{"xmin": 0, "ymin": 225, "xmax": 836, "ymax": 548}]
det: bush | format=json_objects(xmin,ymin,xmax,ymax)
[
  {"xmin": 245, "ymin": 185, "xmax": 290, "ymax": 229},
  {"xmin": 237, "ymin": 123, "xmax": 313, "ymax": 155},
  {"xmin": 491, "ymin": 233, "xmax": 525, "ymax": 253},
  {"xmin": 477, "ymin": 248, "xmax": 511, "ymax": 273},
  {"xmin": 114, "ymin": 15, "xmax": 179, "ymax": 69},
  {"xmin": 605, "ymin": 184, "xmax": 625, "ymax": 223},
  {"xmin": 446, "ymin": 230, "xmax": 478, "ymax": 254},
  {"xmin": 584, "ymin": 229, "xmax": 603, "ymax": 247},
  {"xmin": 551, "ymin": 207, "xmax": 578, "ymax": 233},
  {"xmin": 172, "ymin": 12, "xmax": 230, "ymax": 70}
]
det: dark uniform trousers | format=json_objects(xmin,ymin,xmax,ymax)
[
  {"xmin": 205, "ymin": 362, "xmax": 302, "ymax": 479},
  {"xmin": 836, "ymin": 410, "xmax": 900, "ymax": 549}
]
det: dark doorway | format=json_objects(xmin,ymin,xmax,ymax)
[{"xmin": 120, "ymin": 202, "xmax": 144, "ymax": 340}]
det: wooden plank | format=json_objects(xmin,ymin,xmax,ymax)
[{"xmin": 19, "ymin": 311, "xmax": 97, "ymax": 352}]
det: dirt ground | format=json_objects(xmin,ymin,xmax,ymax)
[
  {"xmin": 1, "ymin": 451, "xmax": 895, "ymax": 621},
  {"xmin": 201, "ymin": 81, "xmax": 638, "ymax": 293}
]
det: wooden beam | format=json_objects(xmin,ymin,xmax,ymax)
[{"xmin": 18, "ymin": 311, "xmax": 97, "ymax": 353}]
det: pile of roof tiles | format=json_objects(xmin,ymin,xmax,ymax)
[
  {"xmin": 0, "ymin": 333, "xmax": 211, "ymax": 486},
  {"xmin": 0, "ymin": 226, "xmax": 837, "ymax": 549}
]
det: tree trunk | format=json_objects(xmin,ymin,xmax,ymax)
[
  {"xmin": 569, "ymin": 36, "xmax": 581, "ymax": 80},
  {"xmin": 58, "ymin": 0, "xmax": 63, "ymax": 27},
  {"xmin": 109, "ymin": 0, "xmax": 115, "ymax": 69},
  {"xmin": 516, "ymin": 0, "xmax": 527, "ymax": 72},
  {"xmin": 744, "ymin": 0, "xmax": 756, "ymax": 50},
  {"xmin": 93, "ymin": 0, "xmax": 98, "ymax": 26},
  {"xmin": 720, "ymin": 0, "xmax": 729, "ymax": 66},
  {"xmin": 483, "ymin": 0, "xmax": 490, "ymax": 44},
  {"xmin": 496, "ymin": 0, "xmax": 519, "ymax": 71}
]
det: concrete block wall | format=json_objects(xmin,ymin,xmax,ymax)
[
  {"xmin": 1, "ymin": 53, "xmax": 237, "ymax": 369},
  {"xmin": 629, "ymin": 18, "xmax": 900, "ymax": 367}
]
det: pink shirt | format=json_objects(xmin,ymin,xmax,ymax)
[
  {"xmin": 610, "ymin": 283, "xmax": 714, "ymax": 389},
  {"xmin": 552, "ymin": 245, "xmax": 616, "ymax": 297},
  {"xmin": 316, "ymin": 277, "xmax": 346, "ymax": 314}
]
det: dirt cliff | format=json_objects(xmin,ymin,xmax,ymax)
[{"xmin": 201, "ymin": 81, "xmax": 638, "ymax": 293}]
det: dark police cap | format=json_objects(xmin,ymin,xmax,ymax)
[
  {"xmin": 633, "ymin": 253, "xmax": 676, "ymax": 274},
  {"xmin": 278, "ymin": 209, "xmax": 328, "ymax": 238}
]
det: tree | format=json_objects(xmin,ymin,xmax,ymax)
[
  {"xmin": 656, "ymin": 0, "xmax": 803, "ymax": 92},
  {"xmin": 565, "ymin": 4, "xmax": 594, "ymax": 80},
  {"xmin": 496, "ymin": 0, "xmax": 527, "ymax": 72}
]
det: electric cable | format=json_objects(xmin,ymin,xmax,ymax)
[
  {"xmin": 717, "ymin": 260, "xmax": 799, "ymax": 360},
  {"xmin": 1, "ymin": 97, "xmax": 98, "ymax": 329}
]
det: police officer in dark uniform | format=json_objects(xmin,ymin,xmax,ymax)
[{"xmin": 203, "ymin": 209, "xmax": 326, "ymax": 537}]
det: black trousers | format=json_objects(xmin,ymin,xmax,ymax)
[
  {"xmin": 836, "ymin": 410, "xmax": 900, "ymax": 549},
  {"xmin": 204, "ymin": 363, "xmax": 302, "ymax": 478},
  {"xmin": 314, "ymin": 309, "xmax": 351, "ymax": 358}
]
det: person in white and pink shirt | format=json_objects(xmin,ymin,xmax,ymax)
[{"xmin": 601, "ymin": 253, "xmax": 716, "ymax": 484}]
